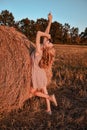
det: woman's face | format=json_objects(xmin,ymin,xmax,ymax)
[{"xmin": 44, "ymin": 40, "xmax": 53, "ymax": 48}]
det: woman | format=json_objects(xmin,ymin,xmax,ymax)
[{"xmin": 30, "ymin": 13, "xmax": 57, "ymax": 115}]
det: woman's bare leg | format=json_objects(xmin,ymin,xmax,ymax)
[
  {"xmin": 34, "ymin": 90, "xmax": 50, "ymax": 100},
  {"xmin": 30, "ymin": 88, "xmax": 52, "ymax": 101},
  {"xmin": 43, "ymin": 88, "xmax": 51, "ymax": 112},
  {"xmin": 30, "ymin": 87, "xmax": 57, "ymax": 115}
]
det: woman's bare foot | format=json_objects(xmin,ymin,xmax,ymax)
[
  {"xmin": 51, "ymin": 94, "xmax": 58, "ymax": 106},
  {"xmin": 46, "ymin": 110, "xmax": 52, "ymax": 115}
]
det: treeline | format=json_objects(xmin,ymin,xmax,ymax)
[{"xmin": 0, "ymin": 10, "xmax": 87, "ymax": 45}]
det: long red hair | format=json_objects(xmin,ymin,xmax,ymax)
[
  {"xmin": 39, "ymin": 46, "xmax": 55, "ymax": 85},
  {"xmin": 39, "ymin": 47, "xmax": 55, "ymax": 69}
]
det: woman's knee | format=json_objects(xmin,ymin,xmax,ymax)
[
  {"xmin": 30, "ymin": 88, "xmax": 36, "ymax": 94},
  {"xmin": 43, "ymin": 88, "xmax": 48, "ymax": 94}
]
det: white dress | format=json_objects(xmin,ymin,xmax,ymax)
[{"xmin": 31, "ymin": 51, "xmax": 47, "ymax": 90}]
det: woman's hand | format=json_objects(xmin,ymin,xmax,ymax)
[
  {"xmin": 48, "ymin": 13, "xmax": 52, "ymax": 22},
  {"xmin": 47, "ymin": 33, "xmax": 51, "ymax": 39}
]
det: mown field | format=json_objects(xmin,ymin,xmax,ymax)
[{"xmin": 0, "ymin": 44, "xmax": 87, "ymax": 130}]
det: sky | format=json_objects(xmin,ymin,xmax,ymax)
[{"xmin": 0, "ymin": 0, "xmax": 87, "ymax": 34}]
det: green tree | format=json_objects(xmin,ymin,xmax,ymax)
[
  {"xmin": 35, "ymin": 18, "xmax": 47, "ymax": 32},
  {"xmin": 70, "ymin": 27, "xmax": 79, "ymax": 44},
  {"xmin": 0, "ymin": 10, "xmax": 15, "ymax": 26},
  {"xmin": 51, "ymin": 21, "xmax": 63, "ymax": 43},
  {"xmin": 80, "ymin": 27, "xmax": 87, "ymax": 44},
  {"xmin": 17, "ymin": 18, "xmax": 36, "ymax": 42},
  {"xmin": 62, "ymin": 23, "xmax": 70, "ymax": 43}
]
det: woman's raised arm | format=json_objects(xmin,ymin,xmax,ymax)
[{"xmin": 43, "ymin": 13, "xmax": 52, "ymax": 44}]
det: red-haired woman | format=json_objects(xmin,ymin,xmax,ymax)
[{"xmin": 30, "ymin": 13, "xmax": 57, "ymax": 115}]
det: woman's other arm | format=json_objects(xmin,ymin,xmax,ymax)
[{"xmin": 35, "ymin": 31, "xmax": 51, "ymax": 54}]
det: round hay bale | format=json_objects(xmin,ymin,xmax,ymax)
[{"xmin": 0, "ymin": 26, "xmax": 31, "ymax": 113}]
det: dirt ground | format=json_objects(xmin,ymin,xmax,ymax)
[{"xmin": 0, "ymin": 44, "xmax": 87, "ymax": 130}]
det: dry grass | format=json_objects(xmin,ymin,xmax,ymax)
[
  {"xmin": 53, "ymin": 44, "xmax": 87, "ymax": 96},
  {"xmin": 0, "ymin": 44, "xmax": 87, "ymax": 130}
]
